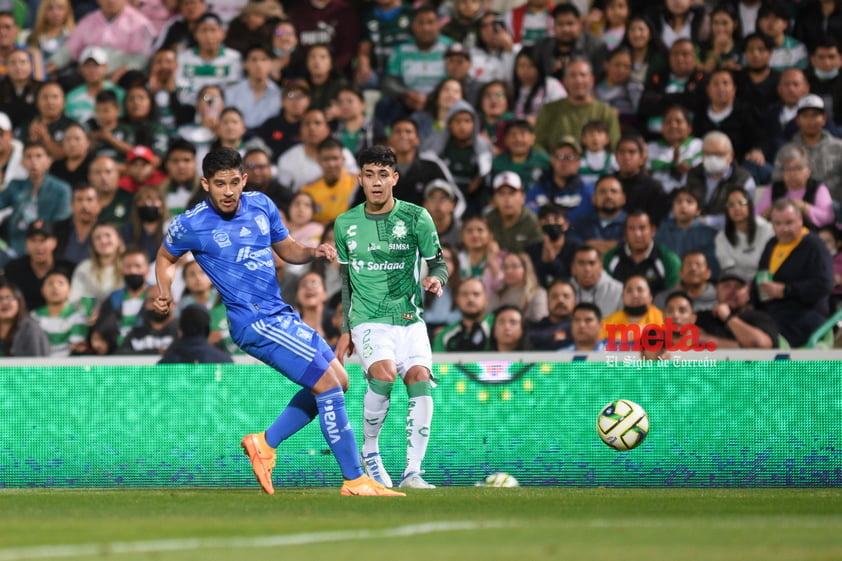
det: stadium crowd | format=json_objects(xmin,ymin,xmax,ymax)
[{"xmin": 0, "ymin": 0, "xmax": 840, "ymax": 357}]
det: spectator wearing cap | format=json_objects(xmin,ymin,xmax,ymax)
[
  {"xmin": 534, "ymin": 59, "xmax": 620, "ymax": 154},
  {"xmin": 117, "ymin": 146, "xmax": 166, "ymax": 194},
  {"xmin": 301, "ymin": 137, "xmax": 359, "ymax": 225},
  {"xmin": 0, "ymin": 110, "xmax": 26, "ymax": 189},
  {"xmin": 752, "ymin": 198, "xmax": 833, "ymax": 347},
  {"xmin": 0, "ymin": 11, "xmax": 45, "ymax": 79},
  {"xmin": 47, "ymin": 0, "xmax": 155, "ymax": 80},
  {"xmin": 487, "ymin": 171, "xmax": 543, "ymax": 253},
  {"xmin": 175, "ymin": 12, "xmax": 242, "ymax": 106},
  {"xmin": 378, "ymin": 5, "xmax": 452, "ymax": 124},
  {"xmin": 470, "ymin": 11, "xmax": 516, "ymax": 84},
  {"xmin": 254, "ymin": 78, "xmax": 311, "ymax": 161},
  {"xmin": 771, "ymin": 94, "xmax": 842, "ymax": 202},
  {"xmin": 0, "ymin": 47, "xmax": 42, "ymax": 131},
  {"xmin": 758, "ymin": 144, "xmax": 835, "ymax": 230},
  {"xmin": 444, "ymin": 43, "xmax": 482, "ymax": 105},
  {"xmin": 532, "ymin": 4, "xmax": 607, "ymax": 82},
  {"xmin": 159, "ymin": 304, "xmax": 233, "ymax": 364},
  {"xmin": 423, "ymin": 178, "xmax": 464, "ymax": 249},
  {"xmin": 287, "ymin": 0, "xmax": 360, "ymax": 76},
  {"xmin": 65, "ymin": 46, "xmax": 125, "ymax": 125},
  {"xmin": 695, "ymin": 268, "xmax": 779, "ymax": 349},
  {"xmin": 756, "ymin": 1, "xmax": 808, "ymax": 72},
  {"xmin": 491, "ymin": 119, "xmax": 550, "ymax": 197},
  {"xmin": 4, "ymin": 220, "xmax": 75, "ymax": 311},
  {"xmin": 151, "ymin": 0, "xmax": 207, "ymax": 53},
  {"xmin": 525, "ymin": 202, "xmax": 578, "ymax": 289},
  {"xmin": 526, "ymin": 136, "xmax": 594, "ymax": 222},
  {"xmin": 224, "ymin": 44, "xmax": 282, "ymax": 132},
  {"xmin": 568, "ymin": 175, "xmax": 626, "ymax": 256},
  {"xmin": 805, "ymin": 37, "xmax": 842, "ymax": 130},
  {"xmin": 604, "ymin": 210, "xmax": 681, "ymax": 295},
  {"xmin": 0, "ymin": 141, "xmax": 70, "ymax": 255}
]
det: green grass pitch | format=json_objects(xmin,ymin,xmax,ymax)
[{"xmin": 1, "ymin": 488, "xmax": 841, "ymax": 561}]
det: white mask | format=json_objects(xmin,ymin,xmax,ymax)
[
  {"xmin": 702, "ymin": 155, "xmax": 729, "ymax": 176},
  {"xmin": 814, "ymin": 68, "xmax": 839, "ymax": 81}
]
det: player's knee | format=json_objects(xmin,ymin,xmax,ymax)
[
  {"xmin": 368, "ymin": 360, "xmax": 398, "ymax": 383},
  {"xmin": 328, "ymin": 360, "xmax": 350, "ymax": 391},
  {"xmin": 404, "ymin": 365, "xmax": 431, "ymax": 385}
]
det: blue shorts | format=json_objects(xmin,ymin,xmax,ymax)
[{"xmin": 239, "ymin": 313, "xmax": 336, "ymax": 389}]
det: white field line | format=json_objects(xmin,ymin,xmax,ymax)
[
  {"xmin": 0, "ymin": 521, "xmax": 514, "ymax": 561},
  {"xmin": 1, "ymin": 517, "xmax": 840, "ymax": 560}
]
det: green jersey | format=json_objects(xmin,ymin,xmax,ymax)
[
  {"xmin": 335, "ymin": 200, "xmax": 441, "ymax": 329},
  {"xmin": 31, "ymin": 304, "xmax": 88, "ymax": 357},
  {"xmin": 361, "ymin": 4, "xmax": 414, "ymax": 75}
]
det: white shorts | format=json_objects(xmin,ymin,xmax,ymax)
[{"xmin": 350, "ymin": 322, "xmax": 432, "ymax": 379}]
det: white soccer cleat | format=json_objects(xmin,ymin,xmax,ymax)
[
  {"xmin": 361, "ymin": 452, "xmax": 393, "ymax": 488},
  {"xmin": 399, "ymin": 471, "xmax": 436, "ymax": 489}
]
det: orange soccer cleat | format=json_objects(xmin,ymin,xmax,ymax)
[
  {"xmin": 340, "ymin": 475, "xmax": 407, "ymax": 496},
  {"xmin": 240, "ymin": 433, "xmax": 277, "ymax": 495}
]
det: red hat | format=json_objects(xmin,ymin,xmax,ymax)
[{"xmin": 128, "ymin": 145, "xmax": 155, "ymax": 163}]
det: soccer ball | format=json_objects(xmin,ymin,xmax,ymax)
[
  {"xmin": 477, "ymin": 472, "xmax": 520, "ymax": 487},
  {"xmin": 597, "ymin": 399, "xmax": 649, "ymax": 451}
]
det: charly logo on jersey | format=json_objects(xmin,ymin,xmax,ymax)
[
  {"xmin": 255, "ymin": 215, "xmax": 269, "ymax": 235},
  {"xmin": 346, "ymin": 225, "xmax": 357, "ymax": 237},
  {"xmin": 213, "ymin": 229, "xmax": 231, "ymax": 248},
  {"xmin": 392, "ymin": 219, "xmax": 407, "ymax": 239}
]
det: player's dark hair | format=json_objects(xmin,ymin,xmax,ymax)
[
  {"xmin": 357, "ymin": 145, "xmax": 397, "ymax": 170},
  {"xmin": 202, "ymin": 147, "xmax": 244, "ymax": 179},
  {"xmin": 572, "ymin": 302, "xmax": 602, "ymax": 321}
]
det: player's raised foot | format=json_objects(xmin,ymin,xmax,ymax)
[
  {"xmin": 361, "ymin": 452, "xmax": 393, "ymax": 488},
  {"xmin": 340, "ymin": 475, "xmax": 406, "ymax": 496},
  {"xmin": 399, "ymin": 471, "xmax": 436, "ymax": 489},
  {"xmin": 240, "ymin": 432, "xmax": 276, "ymax": 495}
]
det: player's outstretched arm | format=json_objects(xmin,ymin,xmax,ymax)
[
  {"xmin": 272, "ymin": 237, "xmax": 337, "ymax": 265},
  {"xmin": 154, "ymin": 246, "xmax": 179, "ymax": 314}
]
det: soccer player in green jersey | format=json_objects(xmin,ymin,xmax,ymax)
[{"xmin": 335, "ymin": 145, "xmax": 448, "ymax": 489}]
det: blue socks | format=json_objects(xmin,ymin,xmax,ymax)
[
  {"xmin": 265, "ymin": 389, "xmax": 318, "ymax": 448},
  {"xmin": 315, "ymin": 387, "xmax": 364, "ymax": 480}
]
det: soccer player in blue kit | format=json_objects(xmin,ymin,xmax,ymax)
[{"xmin": 154, "ymin": 147, "xmax": 404, "ymax": 496}]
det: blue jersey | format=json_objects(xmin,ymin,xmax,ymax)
[{"xmin": 164, "ymin": 192, "xmax": 292, "ymax": 342}]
